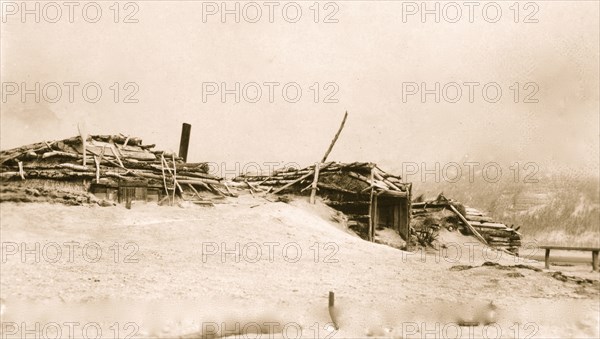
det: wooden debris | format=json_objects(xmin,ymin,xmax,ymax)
[{"xmin": 0, "ymin": 134, "xmax": 222, "ymax": 205}]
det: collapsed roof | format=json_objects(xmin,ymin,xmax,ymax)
[{"xmin": 236, "ymin": 161, "xmax": 410, "ymax": 197}]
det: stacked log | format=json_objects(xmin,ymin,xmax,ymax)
[
  {"xmin": 411, "ymin": 196, "xmax": 522, "ymax": 254},
  {"xmin": 465, "ymin": 208, "xmax": 522, "ymax": 253},
  {"xmin": 0, "ymin": 135, "xmax": 225, "ymax": 203}
]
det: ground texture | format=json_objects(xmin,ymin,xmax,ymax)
[{"xmin": 1, "ymin": 197, "xmax": 599, "ymax": 338}]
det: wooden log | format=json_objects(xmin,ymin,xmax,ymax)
[
  {"xmin": 172, "ymin": 154, "xmax": 177, "ymax": 202},
  {"xmin": 160, "ymin": 155, "xmax": 170, "ymax": 202},
  {"xmin": 465, "ymin": 215, "xmax": 494, "ymax": 223},
  {"xmin": 321, "ymin": 111, "xmax": 348, "ymax": 163},
  {"xmin": 468, "ymin": 222, "xmax": 508, "ymax": 229},
  {"xmin": 86, "ymin": 147, "xmax": 123, "ymax": 169},
  {"xmin": 278, "ymin": 162, "xmax": 334, "ymax": 194},
  {"xmin": 272, "ymin": 171, "xmax": 313, "ymax": 194},
  {"xmin": 17, "ymin": 161, "xmax": 24, "ymax": 180},
  {"xmin": 187, "ymin": 183, "xmax": 204, "ymax": 201},
  {"xmin": 368, "ymin": 170, "xmax": 374, "ymax": 242},
  {"xmin": 110, "ymin": 145, "xmax": 125, "ymax": 168},
  {"xmin": 316, "ymin": 182, "xmax": 358, "ymax": 195},
  {"xmin": 449, "ymin": 205, "xmax": 488, "ymax": 245},
  {"xmin": 309, "ymin": 162, "xmax": 320, "ymax": 204},
  {"xmin": 176, "ymin": 178, "xmax": 226, "ymax": 186},
  {"xmin": 374, "ymin": 171, "xmax": 401, "ymax": 191},
  {"xmin": 59, "ymin": 163, "xmax": 89, "ymax": 171},
  {"xmin": 477, "ymin": 229, "xmax": 519, "ymax": 238},
  {"xmin": 41, "ymin": 151, "xmax": 79, "ymax": 159},
  {"xmin": 78, "ymin": 124, "xmax": 87, "ymax": 167}
]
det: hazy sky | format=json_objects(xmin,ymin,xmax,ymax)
[{"xmin": 1, "ymin": 1, "xmax": 598, "ymax": 177}]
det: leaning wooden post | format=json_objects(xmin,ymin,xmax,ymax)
[
  {"xmin": 309, "ymin": 162, "xmax": 321, "ymax": 204},
  {"xmin": 308, "ymin": 112, "xmax": 348, "ymax": 204},
  {"xmin": 160, "ymin": 154, "xmax": 171, "ymax": 205},
  {"xmin": 77, "ymin": 124, "xmax": 87, "ymax": 167},
  {"xmin": 321, "ymin": 111, "xmax": 348, "ymax": 163}
]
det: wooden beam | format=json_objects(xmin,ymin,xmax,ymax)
[
  {"xmin": 77, "ymin": 124, "xmax": 87, "ymax": 167},
  {"xmin": 272, "ymin": 170, "xmax": 314, "ymax": 194},
  {"xmin": 309, "ymin": 162, "xmax": 320, "ymax": 204},
  {"xmin": 160, "ymin": 154, "xmax": 171, "ymax": 205},
  {"xmin": 321, "ymin": 111, "xmax": 348, "ymax": 163},
  {"xmin": 448, "ymin": 204, "xmax": 488, "ymax": 245},
  {"xmin": 94, "ymin": 156, "xmax": 100, "ymax": 183},
  {"xmin": 17, "ymin": 161, "xmax": 24, "ymax": 179},
  {"xmin": 171, "ymin": 154, "xmax": 177, "ymax": 202}
]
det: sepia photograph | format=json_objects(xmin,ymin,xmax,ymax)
[{"xmin": 0, "ymin": 0, "xmax": 599, "ymax": 338}]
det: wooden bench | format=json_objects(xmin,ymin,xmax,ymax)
[{"xmin": 539, "ymin": 246, "xmax": 600, "ymax": 271}]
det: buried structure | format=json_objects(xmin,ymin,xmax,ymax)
[
  {"xmin": 235, "ymin": 162, "xmax": 413, "ymax": 242},
  {"xmin": 411, "ymin": 194, "xmax": 523, "ymax": 255},
  {"xmin": 0, "ymin": 134, "xmax": 227, "ymax": 206}
]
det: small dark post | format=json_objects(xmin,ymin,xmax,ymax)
[
  {"xmin": 592, "ymin": 251, "xmax": 598, "ymax": 271},
  {"xmin": 178, "ymin": 123, "xmax": 192, "ymax": 162},
  {"xmin": 328, "ymin": 291, "xmax": 339, "ymax": 330},
  {"xmin": 544, "ymin": 248, "xmax": 550, "ymax": 269}
]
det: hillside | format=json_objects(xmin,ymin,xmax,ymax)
[{"xmin": 0, "ymin": 196, "xmax": 598, "ymax": 338}]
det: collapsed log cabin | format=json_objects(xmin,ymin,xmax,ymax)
[
  {"xmin": 0, "ymin": 135, "xmax": 226, "ymax": 206},
  {"xmin": 235, "ymin": 162, "xmax": 413, "ymax": 242},
  {"xmin": 412, "ymin": 194, "xmax": 522, "ymax": 254}
]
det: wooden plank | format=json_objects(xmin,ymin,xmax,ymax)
[{"xmin": 538, "ymin": 246, "xmax": 600, "ymax": 251}]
